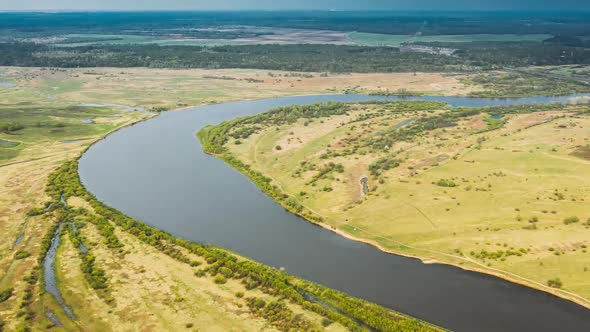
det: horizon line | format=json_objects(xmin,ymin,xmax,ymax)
[{"xmin": 1, "ymin": 9, "xmax": 589, "ymax": 13}]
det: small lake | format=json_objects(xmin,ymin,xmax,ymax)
[
  {"xmin": 79, "ymin": 94, "xmax": 590, "ymax": 332},
  {"xmin": 0, "ymin": 82, "xmax": 16, "ymax": 88}
]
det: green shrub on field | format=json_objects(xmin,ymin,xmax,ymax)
[
  {"xmin": 14, "ymin": 251, "xmax": 31, "ymax": 260},
  {"xmin": 0, "ymin": 289, "xmax": 13, "ymax": 303},
  {"xmin": 547, "ymin": 278, "xmax": 563, "ymax": 288},
  {"xmin": 435, "ymin": 179, "xmax": 457, "ymax": 187},
  {"xmin": 564, "ymin": 216, "xmax": 580, "ymax": 225}
]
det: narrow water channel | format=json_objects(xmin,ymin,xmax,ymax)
[{"xmin": 43, "ymin": 223, "xmax": 75, "ymax": 321}]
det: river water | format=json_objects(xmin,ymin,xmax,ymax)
[{"xmin": 79, "ymin": 94, "xmax": 590, "ymax": 332}]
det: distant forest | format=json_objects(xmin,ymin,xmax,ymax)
[
  {"xmin": 1, "ymin": 42, "xmax": 589, "ymax": 72},
  {"xmin": 1, "ymin": 11, "xmax": 590, "ymax": 72}
]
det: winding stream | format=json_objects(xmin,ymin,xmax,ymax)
[
  {"xmin": 43, "ymin": 223, "xmax": 75, "ymax": 321},
  {"xmin": 79, "ymin": 94, "xmax": 590, "ymax": 332}
]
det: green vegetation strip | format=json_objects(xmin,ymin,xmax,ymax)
[{"xmin": 66, "ymin": 222, "xmax": 109, "ymax": 294}]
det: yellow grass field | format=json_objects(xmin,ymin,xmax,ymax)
[
  {"xmin": 225, "ymin": 102, "xmax": 590, "ymax": 306},
  {"xmin": 1, "ymin": 67, "xmax": 478, "ymax": 110}
]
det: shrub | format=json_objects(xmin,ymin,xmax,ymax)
[
  {"xmin": 205, "ymin": 256, "xmax": 217, "ymax": 264},
  {"xmin": 369, "ymin": 157, "xmax": 400, "ymax": 176},
  {"xmin": 214, "ymin": 275, "xmax": 227, "ymax": 284},
  {"xmin": 564, "ymin": 216, "xmax": 580, "ymax": 225},
  {"xmin": 219, "ymin": 267, "xmax": 233, "ymax": 278},
  {"xmin": 284, "ymin": 197, "xmax": 304, "ymax": 213},
  {"xmin": 235, "ymin": 291, "xmax": 244, "ymax": 298},
  {"xmin": 523, "ymin": 224, "xmax": 537, "ymax": 230},
  {"xmin": 547, "ymin": 278, "xmax": 563, "ymax": 288},
  {"xmin": 435, "ymin": 179, "xmax": 457, "ymax": 187},
  {"xmin": 15, "ymin": 251, "xmax": 31, "ymax": 260},
  {"xmin": 275, "ymin": 145, "xmax": 282, "ymax": 151},
  {"xmin": 189, "ymin": 260, "xmax": 202, "ymax": 267},
  {"xmin": 0, "ymin": 122, "xmax": 25, "ymax": 133},
  {"xmin": 0, "ymin": 288, "xmax": 13, "ymax": 303}
]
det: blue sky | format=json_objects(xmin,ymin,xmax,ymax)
[{"xmin": 1, "ymin": 0, "xmax": 588, "ymax": 11}]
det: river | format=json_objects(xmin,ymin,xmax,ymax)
[{"xmin": 79, "ymin": 94, "xmax": 590, "ymax": 332}]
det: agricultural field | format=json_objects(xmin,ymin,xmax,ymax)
[
  {"xmin": 204, "ymin": 100, "xmax": 590, "ymax": 306},
  {"xmin": 348, "ymin": 32, "xmax": 552, "ymax": 47}
]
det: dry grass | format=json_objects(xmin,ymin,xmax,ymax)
[
  {"xmin": 1, "ymin": 67, "xmax": 478, "ymax": 111},
  {"xmin": 229, "ymin": 103, "xmax": 590, "ymax": 305}
]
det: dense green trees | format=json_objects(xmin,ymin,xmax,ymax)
[
  {"xmin": 66, "ymin": 222, "xmax": 109, "ymax": 291},
  {"xmin": 246, "ymin": 297, "xmax": 317, "ymax": 332},
  {"xmin": 0, "ymin": 42, "xmax": 459, "ymax": 72},
  {"xmin": 307, "ymin": 162, "xmax": 345, "ymax": 185},
  {"xmin": 2, "ymin": 40, "xmax": 589, "ymax": 72},
  {"xmin": 369, "ymin": 157, "xmax": 401, "ymax": 177}
]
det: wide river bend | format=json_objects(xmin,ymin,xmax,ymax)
[{"xmin": 79, "ymin": 94, "xmax": 590, "ymax": 332}]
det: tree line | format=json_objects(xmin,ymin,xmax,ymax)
[{"xmin": 1, "ymin": 42, "xmax": 589, "ymax": 72}]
